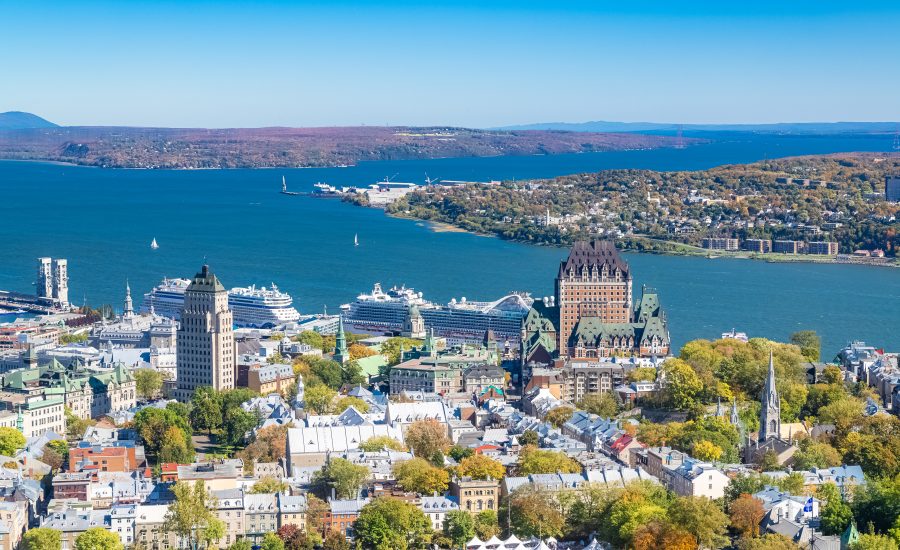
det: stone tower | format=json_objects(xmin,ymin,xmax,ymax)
[
  {"xmin": 759, "ymin": 350, "xmax": 780, "ymax": 441},
  {"xmin": 401, "ymin": 304, "xmax": 426, "ymax": 339},
  {"xmin": 123, "ymin": 280, "xmax": 134, "ymax": 320},
  {"xmin": 175, "ymin": 265, "xmax": 234, "ymax": 402}
]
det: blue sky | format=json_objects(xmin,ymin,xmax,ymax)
[{"xmin": 3, "ymin": 1, "xmax": 900, "ymax": 127}]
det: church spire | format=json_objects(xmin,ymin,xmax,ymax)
[
  {"xmin": 333, "ymin": 315, "xmax": 348, "ymax": 364},
  {"xmin": 730, "ymin": 398, "xmax": 740, "ymax": 426},
  {"xmin": 123, "ymin": 279, "xmax": 134, "ymax": 319},
  {"xmin": 760, "ymin": 350, "xmax": 781, "ymax": 441}
]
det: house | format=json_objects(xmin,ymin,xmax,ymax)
[
  {"xmin": 419, "ymin": 495, "xmax": 459, "ymax": 531},
  {"xmin": 324, "ymin": 498, "xmax": 369, "ymax": 539}
]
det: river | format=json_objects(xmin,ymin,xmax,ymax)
[{"xmin": 1, "ymin": 132, "xmax": 898, "ymax": 355}]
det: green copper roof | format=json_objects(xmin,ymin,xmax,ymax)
[{"xmin": 187, "ymin": 264, "xmax": 226, "ymax": 293}]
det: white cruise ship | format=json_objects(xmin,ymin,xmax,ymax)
[
  {"xmin": 342, "ymin": 282, "xmax": 532, "ymax": 347},
  {"xmin": 141, "ymin": 278, "xmax": 301, "ymax": 328}
]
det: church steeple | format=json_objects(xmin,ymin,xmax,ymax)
[
  {"xmin": 123, "ymin": 279, "xmax": 134, "ymax": 320},
  {"xmin": 333, "ymin": 315, "xmax": 348, "ymax": 364},
  {"xmin": 730, "ymin": 398, "xmax": 740, "ymax": 426},
  {"xmin": 760, "ymin": 350, "xmax": 781, "ymax": 441}
]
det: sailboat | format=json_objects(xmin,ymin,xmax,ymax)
[
  {"xmin": 280, "ymin": 176, "xmax": 300, "ymax": 196},
  {"xmin": 150, "ymin": 238, "xmax": 159, "ymax": 250},
  {"xmin": 354, "ymin": 234, "xmax": 359, "ymax": 247}
]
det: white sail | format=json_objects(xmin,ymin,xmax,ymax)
[
  {"xmin": 150, "ymin": 238, "xmax": 159, "ymax": 250},
  {"xmin": 282, "ymin": 176, "xmax": 287, "ymax": 192},
  {"xmin": 354, "ymin": 234, "xmax": 359, "ymax": 246}
]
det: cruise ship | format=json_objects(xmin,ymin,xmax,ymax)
[
  {"xmin": 342, "ymin": 283, "xmax": 532, "ymax": 348},
  {"xmin": 141, "ymin": 278, "xmax": 301, "ymax": 328}
]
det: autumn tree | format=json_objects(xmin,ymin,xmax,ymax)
[
  {"xmin": 668, "ymin": 495, "xmax": 729, "ymax": 549},
  {"xmin": 508, "ymin": 485, "xmax": 565, "ymax": 539},
  {"xmin": 75, "ymin": 527, "xmax": 124, "ymax": 550},
  {"xmin": 661, "ymin": 358, "xmax": 703, "ymax": 409},
  {"xmin": 692, "ymin": 439, "xmax": 724, "ymax": 462},
  {"xmin": 251, "ymin": 476, "xmax": 289, "ymax": 494},
  {"xmin": 456, "ymin": 454, "xmax": 505, "ymax": 480},
  {"xmin": 303, "ymin": 385, "xmax": 337, "ymax": 414},
  {"xmin": 164, "ymin": 481, "xmax": 220, "ymax": 550},
  {"xmin": 405, "ymin": 419, "xmax": 450, "ymax": 463},
  {"xmin": 516, "ymin": 445, "xmax": 581, "ymax": 475},
  {"xmin": 359, "ymin": 435, "xmax": 406, "ymax": 452},
  {"xmin": 544, "ymin": 406, "xmax": 574, "ymax": 428},
  {"xmin": 333, "ymin": 396, "xmax": 369, "ymax": 414},
  {"xmin": 729, "ymin": 494, "xmax": 766, "ymax": 538},
  {"xmin": 393, "ymin": 457, "xmax": 449, "ymax": 494},
  {"xmin": 633, "ymin": 520, "xmax": 697, "ymax": 550}
]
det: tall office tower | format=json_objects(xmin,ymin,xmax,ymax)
[
  {"xmin": 555, "ymin": 240, "xmax": 632, "ymax": 353},
  {"xmin": 175, "ymin": 265, "xmax": 235, "ymax": 402},
  {"xmin": 36, "ymin": 258, "xmax": 53, "ymax": 299},
  {"xmin": 52, "ymin": 258, "xmax": 68, "ymax": 308}
]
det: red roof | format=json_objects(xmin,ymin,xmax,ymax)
[{"xmin": 610, "ymin": 434, "xmax": 634, "ymax": 452}]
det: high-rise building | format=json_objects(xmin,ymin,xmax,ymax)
[
  {"xmin": 885, "ymin": 176, "xmax": 900, "ymax": 202},
  {"xmin": 36, "ymin": 257, "xmax": 69, "ymax": 308},
  {"xmin": 555, "ymin": 240, "xmax": 632, "ymax": 352},
  {"xmin": 175, "ymin": 265, "xmax": 234, "ymax": 402}
]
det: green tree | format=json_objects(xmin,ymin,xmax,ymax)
[
  {"xmin": 261, "ymin": 532, "xmax": 286, "ymax": 550},
  {"xmin": 516, "ymin": 445, "xmax": 581, "ymax": 475},
  {"xmin": 393, "ymin": 457, "xmax": 450, "ymax": 494},
  {"xmin": 134, "ymin": 368, "xmax": 166, "ymax": 400},
  {"xmin": 304, "ymin": 385, "xmax": 336, "ymax": 414},
  {"xmin": 444, "ymin": 509, "xmax": 475, "ymax": 549},
  {"xmin": 251, "ymin": 476, "xmax": 289, "ymax": 494},
  {"xmin": 474, "ymin": 510, "xmax": 500, "ymax": 539},
  {"xmin": 662, "ymin": 358, "xmax": 703, "ymax": 409},
  {"xmin": 163, "ymin": 481, "xmax": 221, "ymax": 548},
  {"xmin": 518, "ymin": 430, "xmax": 539, "ymax": 446},
  {"xmin": 792, "ymin": 439, "xmax": 842, "ymax": 470},
  {"xmin": 628, "ymin": 366, "xmax": 658, "ymax": 383},
  {"xmin": 312, "ymin": 457, "xmax": 369, "ymax": 499},
  {"xmin": 333, "ymin": 396, "xmax": 369, "ymax": 414},
  {"xmin": 544, "ymin": 406, "xmax": 574, "ymax": 428},
  {"xmin": 669, "ymin": 495, "xmax": 729, "ymax": 549},
  {"xmin": 158, "ymin": 426, "xmax": 194, "ymax": 463},
  {"xmin": 354, "ymin": 497, "xmax": 432, "ymax": 550},
  {"xmin": 774, "ymin": 472, "xmax": 805, "ymax": 494},
  {"xmin": 380, "ymin": 337, "xmax": 424, "ymax": 366},
  {"xmin": 22, "ymin": 527, "xmax": 61, "ymax": 550},
  {"xmin": 790, "ymin": 330, "xmax": 821, "ymax": 361},
  {"xmin": 64, "ymin": 406, "xmax": 95, "ymax": 440},
  {"xmin": 849, "ymin": 534, "xmax": 900, "ymax": 550},
  {"xmin": 359, "ymin": 435, "xmax": 406, "ymax": 452},
  {"xmin": 819, "ymin": 483, "xmax": 853, "ymax": 536},
  {"xmin": 228, "ymin": 540, "xmax": 253, "ymax": 550},
  {"xmin": 222, "ymin": 406, "xmax": 257, "ymax": 447},
  {"xmin": 577, "ymin": 393, "xmax": 619, "ymax": 418},
  {"xmin": 725, "ymin": 474, "xmax": 766, "ymax": 508},
  {"xmin": 0, "ymin": 426, "xmax": 26, "ymax": 456},
  {"xmin": 203, "ymin": 518, "xmax": 226, "ymax": 549},
  {"xmin": 75, "ymin": 527, "xmax": 124, "ymax": 550},
  {"xmin": 508, "ymin": 486, "xmax": 565, "ymax": 538},
  {"xmin": 448, "ymin": 445, "xmax": 473, "ymax": 462},
  {"xmin": 190, "ymin": 386, "xmax": 224, "ymax": 435},
  {"xmin": 296, "ymin": 330, "xmax": 325, "ymax": 350},
  {"xmin": 134, "ymin": 406, "xmax": 193, "ymax": 459}
]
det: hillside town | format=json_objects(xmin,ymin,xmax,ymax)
[{"xmin": 0, "ymin": 241, "xmax": 898, "ymax": 550}]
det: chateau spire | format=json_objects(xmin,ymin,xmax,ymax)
[
  {"xmin": 760, "ymin": 350, "xmax": 781, "ymax": 441},
  {"xmin": 123, "ymin": 279, "xmax": 134, "ymax": 319}
]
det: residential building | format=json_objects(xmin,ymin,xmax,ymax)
[
  {"xmin": 450, "ymin": 477, "xmax": 499, "ymax": 514},
  {"xmin": 806, "ymin": 241, "xmax": 839, "ymax": 255},
  {"xmin": 278, "ymin": 494, "xmax": 307, "ymax": 532},
  {"xmin": 0, "ymin": 501, "xmax": 26, "ymax": 550},
  {"xmin": 419, "ymin": 495, "xmax": 459, "ymax": 531},
  {"xmin": 744, "ymin": 239, "xmax": 772, "ymax": 253},
  {"xmin": 175, "ymin": 459, "xmax": 244, "ymax": 491},
  {"xmin": 134, "ymin": 504, "xmax": 177, "ymax": 550},
  {"xmin": 211, "ymin": 488, "xmax": 245, "ymax": 547},
  {"xmin": 324, "ymin": 498, "xmax": 369, "ymax": 538},
  {"xmin": 389, "ymin": 360, "xmax": 460, "ymax": 395},
  {"xmin": 701, "ymin": 237, "xmax": 740, "ymax": 251},
  {"xmin": 244, "ymin": 493, "xmax": 278, "ymax": 544},
  {"xmin": 246, "ymin": 363, "xmax": 294, "ymax": 395},
  {"xmin": 773, "ymin": 240, "xmax": 800, "ymax": 254},
  {"xmin": 560, "ymin": 360, "xmax": 628, "ymax": 403},
  {"xmin": 175, "ymin": 265, "xmax": 235, "ymax": 401},
  {"xmin": 68, "ymin": 441, "xmax": 144, "ymax": 473},
  {"xmin": 109, "ymin": 504, "xmax": 136, "ymax": 548}
]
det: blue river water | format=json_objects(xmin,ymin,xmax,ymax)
[{"xmin": 1, "ymin": 132, "xmax": 898, "ymax": 356}]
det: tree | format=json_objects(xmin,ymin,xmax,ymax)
[
  {"xmin": 164, "ymin": 481, "xmax": 219, "ymax": 550},
  {"xmin": 221, "ymin": 407, "xmax": 257, "ymax": 447},
  {"xmin": 448, "ymin": 445, "xmax": 473, "ymax": 462},
  {"xmin": 508, "ymin": 486, "xmax": 565, "ymax": 538},
  {"xmin": 190, "ymin": 386, "xmax": 224, "ymax": 435},
  {"xmin": 791, "ymin": 330, "xmax": 821, "ymax": 361},
  {"xmin": 405, "ymin": 419, "xmax": 450, "ymax": 461},
  {"xmin": 456, "ymin": 454, "xmax": 505, "ymax": 481},
  {"xmin": 819, "ymin": 483, "xmax": 853, "ymax": 536},
  {"xmin": 359, "ymin": 435, "xmax": 406, "ymax": 452},
  {"xmin": 322, "ymin": 530, "xmax": 350, "ymax": 550},
  {"xmin": 822, "ymin": 365, "xmax": 844, "ymax": 385},
  {"xmin": 296, "ymin": 330, "xmax": 324, "ymax": 350},
  {"xmin": 41, "ymin": 442, "xmax": 65, "ymax": 471},
  {"xmin": 380, "ymin": 337, "xmax": 424, "ymax": 366},
  {"xmin": 306, "ymin": 494, "xmax": 329, "ymax": 535},
  {"xmin": 633, "ymin": 521, "xmax": 697, "ymax": 550},
  {"xmin": 756, "ymin": 450, "xmax": 781, "ymax": 473},
  {"xmin": 333, "ymin": 396, "xmax": 369, "ymax": 414},
  {"xmin": 792, "ymin": 440, "xmax": 842, "ymax": 470},
  {"xmin": 251, "ymin": 476, "xmax": 289, "ymax": 494},
  {"xmin": 774, "ymin": 472, "xmax": 805, "ymax": 495},
  {"xmin": 65, "ymin": 406, "xmax": 95, "ymax": 440},
  {"xmin": 729, "ymin": 494, "xmax": 766, "ymax": 538},
  {"xmin": 354, "ymin": 497, "xmax": 432, "ymax": 550},
  {"xmin": 444, "ymin": 509, "xmax": 476, "ymax": 549},
  {"xmin": 668, "ymin": 495, "xmax": 729, "ymax": 549},
  {"xmin": 516, "ymin": 445, "xmax": 581, "ymax": 475},
  {"xmin": 393, "ymin": 457, "xmax": 449, "ymax": 494},
  {"xmin": 578, "ymin": 393, "xmax": 619, "ymax": 418},
  {"xmin": 736, "ymin": 534, "xmax": 797, "ymax": 550},
  {"xmin": 519, "ymin": 430, "xmax": 539, "ymax": 446},
  {"xmin": 312, "ymin": 457, "xmax": 369, "ymax": 499},
  {"xmin": 0, "ymin": 426, "xmax": 26, "ymax": 457},
  {"xmin": 849, "ymin": 534, "xmax": 900, "ymax": 550},
  {"xmin": 304, "ymin": 385, "xmax": 336, "ymax": 414},
  {"xmin": 474, "ymin": 510, "xmax": 500, "ymax": 539},
  {"xmin": 159, "ymin": 426, "xmax": 193, "ymax": 464},
  {"xmin": 203, "ymin": 518, "xmax": 226, "ymax": 549},
  {"xmin": 134, "ymin": 368, "xmax": 165, "ymax": 400},
  {"xmin": 75, "ymin": 527, "xmax": 124, "ymax": 550},
  {"xmin": 692, "ymin": 439, "xmax": 723, "ymax": 462},
  {"xmin": 22, "ymin": 528, "xmax": 61, "ymax": 550},
  {"xmin": 662, "ymin": 358, "xmax": 703, "ymax": 409},
  {"xmin": 134, "ymin": 406, "xmax": 193, "ymax": 460},
  {"xmin": 349, "ymin": 343, "xmax": 377, "ymax": 361},
  {"xmin": 237, "ymin": 424, "xmax": 291, "ymax": 472},
  {"xmin": 261, "ymin": 532, "xmax": 286, "ymax": 550},
  {"xmin": 544, "ymin": 406, "xmax": 574, "ymax": 428}
]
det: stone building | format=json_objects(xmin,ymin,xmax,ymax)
[
  {"xmin": 450, "ymin": 477, "xmax": 499, "ymax": 514},
  {"xmin": 175, "ymin": 265, "xmax": 235, "ymax": 402}
]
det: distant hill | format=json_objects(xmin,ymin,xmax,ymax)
[
  {"xmin": 497, "ymin": 121, "xmax": 900, "ymax": 134},
  {"xmin": 0, "ymin": 111, "xmax": 57, "ymax": 130}
]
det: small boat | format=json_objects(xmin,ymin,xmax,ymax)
[
  {"xmin": 150, "ymin": 238, "xmax": 159, "ymax": 250},
  {"xmin": 280, "ymin": 176, "xmax": 300, "ymax": 196},
  {"xmin": 354, "ymin": 234, "xmax": 359, "ymax": 247}
]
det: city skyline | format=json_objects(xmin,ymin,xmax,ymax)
[{"xmin": 4, "ymin": 1, "xmax": 900, "ymax": 128}]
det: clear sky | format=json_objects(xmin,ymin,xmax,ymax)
[{"xmin": 3, "ymin": 0, "xmax": 900, "ymax": 128}]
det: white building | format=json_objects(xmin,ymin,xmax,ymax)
[{"xmin": 419, "ymin": 495, "xmax": 459, "ymax": 531}]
